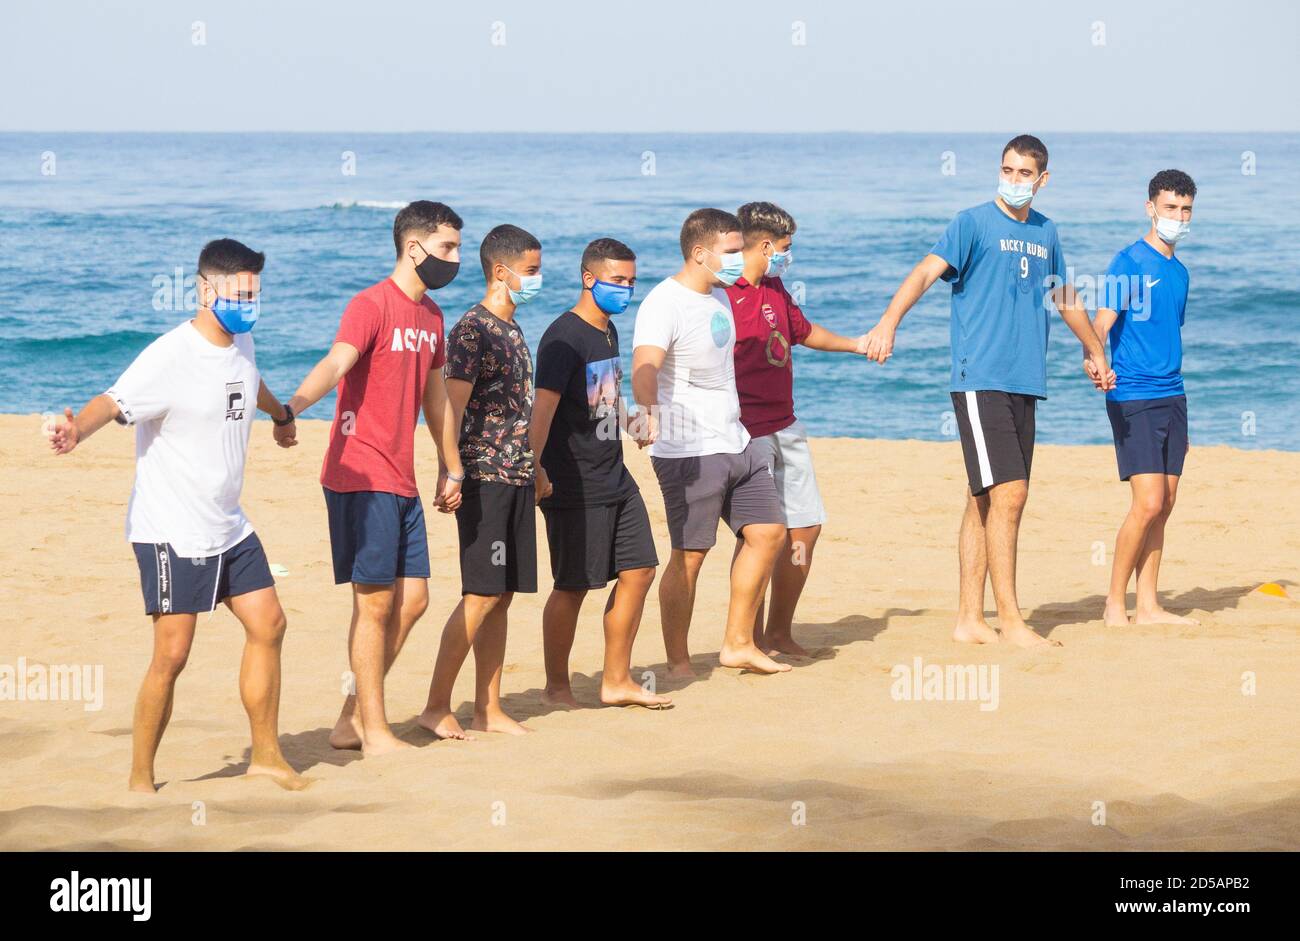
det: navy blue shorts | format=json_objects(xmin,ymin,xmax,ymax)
[
  {"xmin": 132, "ymin": 532, "xmax": 275, "ymax": 616},
  {"xmin": 324, "ymin": 487, "xmax": 431, "ymax": 585},
  {"xmin": 1106, "ymin": 394, "xmax": 1188, "ymax": 480}
]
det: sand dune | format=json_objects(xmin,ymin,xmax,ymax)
[{"xmin": 2, "ymin": 414, "xmax": 1297, "ymax": 850}]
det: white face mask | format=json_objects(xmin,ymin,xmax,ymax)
[
  {"xmin": 998, "ymin": 171, "xmax": 1043, "ymax": 209},
  {"xmin": 1152, "ymin": 213, "xmax": 1190, "ymax": 245}
]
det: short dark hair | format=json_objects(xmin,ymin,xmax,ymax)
[
  {"xmin": 737, "ymin": 201, "xmax": 797, "ymax": 246},
  {"xmin": 679, "ymin": 208, "xmax": 741, "ymax": 261},
  {"xmin": 479, "ymin": 224, "xmax": 541, "ymax": 280},
  {"xmin": 197, "ymin": 238, "xmax": 264, "ymax": 279},
  {"xmin": 1148, "ymin": 169, "xmax": 1197, "ymax": 201},
  {"xmin": 392, "ymin": 200, "xmax": 463, "ymax": 258},
  {"xmin": 581, "ymin": 237, "xmax": 636, "ymax": 273},
  {"xmin": 1002, "ymin": 134, "xmax": 1049, "ymax": 172}
]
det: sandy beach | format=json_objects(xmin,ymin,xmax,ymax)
[{"xmin": 2, "ymin": 412, "xmax": 1297, "ymax": 851}]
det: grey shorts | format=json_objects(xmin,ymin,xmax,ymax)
[{"xmin": 650, "ymin": 441, "xmax": 785, "ymax": 550}]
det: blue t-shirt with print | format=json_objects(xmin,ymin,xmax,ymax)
[
  {"xmin": 931, "ymin": 200, "xmax": 1068, "ymax": 399},
  {"xmin": 1103, "ymin": 237, "xmax": 1187, "ymax": 402}
]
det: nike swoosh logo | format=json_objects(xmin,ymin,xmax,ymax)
[{"xmin": 1146, "ymin": 278, "xmax": 1161, "ymax": 288}]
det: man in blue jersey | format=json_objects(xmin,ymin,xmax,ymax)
[
  {"xmin": 1093, "ymin": 169, "xmax": 1197, "ymax": 628},
  {"xmin": 864, "ymin": 135, "xmax": 1114, "ymax": 647}
]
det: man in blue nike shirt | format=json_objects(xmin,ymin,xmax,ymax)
[
  {"xmin": 863, "ymin": 134, "xmax": 1114, "ymax": 648},
  {"xmin": 1093, "ymin": 169, "xmax": 1198, "ymax": 628}
]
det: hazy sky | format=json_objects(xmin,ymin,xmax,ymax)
[{"xmin": 4, "ymin": 0, "xmax": 1297, "ymax": 132}]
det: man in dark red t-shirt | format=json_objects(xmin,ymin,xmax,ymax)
[
  {"xmin": 285, "ymin": 200, "xmax": 466, "ymax": 756},
  {"xmin": 725, "ymin": 201, "xmax": 868, "ymax": 658}
]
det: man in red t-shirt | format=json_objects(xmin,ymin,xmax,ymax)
[
  {"xmin": 285, "ymin": 200, "xmax": 465, "ymax": 756},
  {"xmin": 725, "ymin": 201, "xmax": 869, "ymax": 657}
]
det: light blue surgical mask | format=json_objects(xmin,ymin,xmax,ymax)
[
  {"xmin": 204, "ymin": 279, "xmax": 259, "ymax": 334},
  {"xmin": 1152, "ymin": 213, "xmax": 1190, "ymax": 245},
  {"xmin": 705, "ymin": 247, "xmax": 746, "ymax": 286},
  {"xmin": 765, "ymin": 248, "xmax": 792, "ymax": 279},
  {"xmin": 589, "ymin": 277, "xmax": 633, "ymax": 314},
  {"xmin": 997, "ymin": 172, "xmax": 1043, "ymax": 209},
  {"xmin": 505, "ymin": 265, "xmax": 543, "ymax": 305}
]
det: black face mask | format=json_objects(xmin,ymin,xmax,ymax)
[{"xmin": 414, "ymin": 244, "xmax": 459, "ymax": 290}]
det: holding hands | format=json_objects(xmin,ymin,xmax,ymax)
[
  {"xmin": 863, "ymin": 320, "xmax": 896, "ymax": 363},
  {"xmin": 1083, "ymin": 349, "xmax": 1116, "ymax": 392}
]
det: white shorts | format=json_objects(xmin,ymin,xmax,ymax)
[{"xmin": 749, "ymin": 420, "xmax": 826, "ymax": 529}]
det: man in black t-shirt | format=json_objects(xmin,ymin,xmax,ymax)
[{"xmin": 531, "ymin": 238, "xmax": 671, "ymax": 709}]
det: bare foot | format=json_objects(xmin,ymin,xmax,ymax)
[
  {"xmin": 246, "ymin": 759, "xmax": 312, "ymax": 791},
  {"xmin": 127, "ymin": 774, "xmax": 157, "ymax": 794},
  {"xmin": 417, "ymin": 707, "xmax": 474, "ymax": 741},
  {"xmin": 1135, "ymin": 608, "xmax": 1200, "ymax": 626},
  {"xmin": 541, "ymin": 686, "xmax": 579, "ymax": 708},
  {"xmin": 764, "ymin": 633, "xmax": 810, "ymax": 658},
  {"xmin": 471, "ymin": 710, "xmax": 531, "ymax": 735},
  {"xmin": 361, "ymin": 733, "xmax": 413, "ymax": 756},
  {"xmin": 665, "ymin": 660, "xmax": 697, "ymax": 681},
  {"xmin": 328, "ymin": 708, "xmax": 363, "ymax": 751},
  {"xmin": 999, "ymin": 622, "xmax": 1062, "ymax": 648},
  {"xmin": 952, "ymin": 619, "xmax": 1000, "ymax": 644},
  {"xmin": 1103, "ymin": 599, "xmax": 1131, "ymax": 627},
  {"xmin": 600, "ymin": 679, "xmax": 672, "ymax": 709},
  {"xmin": 719, "ymin": 644, "xmax": 793, "ymax": 674}
]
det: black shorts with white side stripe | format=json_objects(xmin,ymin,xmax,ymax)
[{"xmin": 950, "ymin": 391, "xmax": 1038, "ymax": 496}]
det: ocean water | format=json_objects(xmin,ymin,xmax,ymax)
[{"xmin": 2, "ymin": 132, "xmax": 1297, "ymax": 449}]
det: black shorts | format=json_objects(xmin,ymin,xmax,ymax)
[
  {"xmin": 455, "ymin": 479, "xmax": 538, "ymax": 596},
  {"xmin": 1107, "ymin": 394, "xmax": 1188, "ymax": 480},
  {"xmin": 323, "ymin": 487, "xmax": 430, "ymax": 585},
  {"xmin": 132, "ymin": 532, "xmax": 275, "ymax": 616},
  {"xmin": 951, "ymin": 390, "xmax": 1037, "ymax": 496},
  {"xmin": 541, "ymin": 491, "xmax": 659, "ymax": 591}
]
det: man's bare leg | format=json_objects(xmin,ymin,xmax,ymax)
[
  {"xmin": 953, "ymin": 491, "xmax": 998, "ymax": 644},
  {"xmin": 719, "ymin": 523, "xmax": 791, "ymax": 673},
  {"xmin": 542, "ymin": 588, "xmax": 586, "ymax": 706},
  {"xmin": 1133, "ymin": 475, "xmax": 1197, "ymax": 625},
  {"xmin": 128, "ymin": 613, "xmax": 196, "ymax": 792},
  {"xmin": 418, "ymin": 592, "xmax": 503, "ymax": 739},
  {"xmin": 331, "ymin": 576, "xmax": 428, "ymax": 749},
  {"xmin": 227, "ymin": 586, "xmax": 309, "ymax": 790},
  {"xmin": 601, "ymin": 567, "xmax": 671, "ymax": 707},
  {"xmin": 347, "ymin": 583, "xmax": 410, "ymax": 755},
  {"xmin": 660, "ymin": 548, "xmax": 708, "ymax": 679},
  {"xmin": 1103, "ymin": 474, "xmax": 1166, "ymax": 627},
  {"xmin": 763, "ymin": 525, "xmax": 821, "ymax": 656},
  {"xmin": 731, "ymin": 538, "xmax": 768, "ymax": 651},
  {"xmin": 985, "ymin": 479, "xmax": 1057, "ymax": 647},
  {"xmin": 471, "ymin": 593, "xmax": 529, "ymax": 734}
]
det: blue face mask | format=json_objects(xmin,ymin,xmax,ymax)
[
  {"xmin": 505, "ymin": 265, "xmax": 543, "ymax": 306},
  {"xmin": 206, "ymin": 281, "xmax": 259, "ymax": 334},
  {"xmin": 706, "ymin": 248, "xmax": 746, "ymax": 286},
  {"xmin": 765, "ymin": 248, "xmax": 792, "ymax": 279},
  {"xmin": 590, "ymin": 278, "xmax": 633, "ymax": 314},
  {"xmin": 997, "ymin": 172, "xmax": 1043, "ymax": 209}
]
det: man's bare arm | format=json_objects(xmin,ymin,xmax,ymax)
[
  {"xmin": 286, "ymin": 342, "xmax": 361, "ymax": 417},
  {"xmin": 1051, "ymin": 284, "xmax": 1115, "ymax": 391},
  {"xmin": 47, "ymin": 395, "xmax": 121, "ymax": 455},
  {"xmin": 802, "ymin": 322, "xmax": 867, "ymax": 355},
  {"xmin": 864, "ymin": 253, "xmax": 951, "ymax": 363}
]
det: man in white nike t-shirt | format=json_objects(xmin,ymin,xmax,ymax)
[
  {"xmin": 47, "ymin": 238, "xmax": 307, "ymax": 794},
  {"xmin": 631, "ymin": 208, "xmax": 790, "ymax": 678}
]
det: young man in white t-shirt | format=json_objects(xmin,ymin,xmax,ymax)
[
  {"xmin": 632, "ymin": 208, "xmax": 791, "ymax": 678},
  {"xmin": 47, "ymin": 239, "xmax": 307, "ymax": 794}
]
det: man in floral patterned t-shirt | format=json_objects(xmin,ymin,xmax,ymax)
[{"xmin": 418, "ymin": 224, "xmax": 540, "ymax": 740}]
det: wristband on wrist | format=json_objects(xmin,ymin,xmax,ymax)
[
  {"xmin": 445, "ymin": 469, "xmax": 465, "ymax": 483},
  {"xmin": 273, "ymin": 404, "xmax": 295, "ymax": 427}
]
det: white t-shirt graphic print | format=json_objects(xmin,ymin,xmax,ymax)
[
  {"xmin": 106, "ymin": 321, "xmax": 259, "ymax": 558},
  {"xmin": 632, "ymin": 276, "xmax": 749, "ymax": 459}
]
